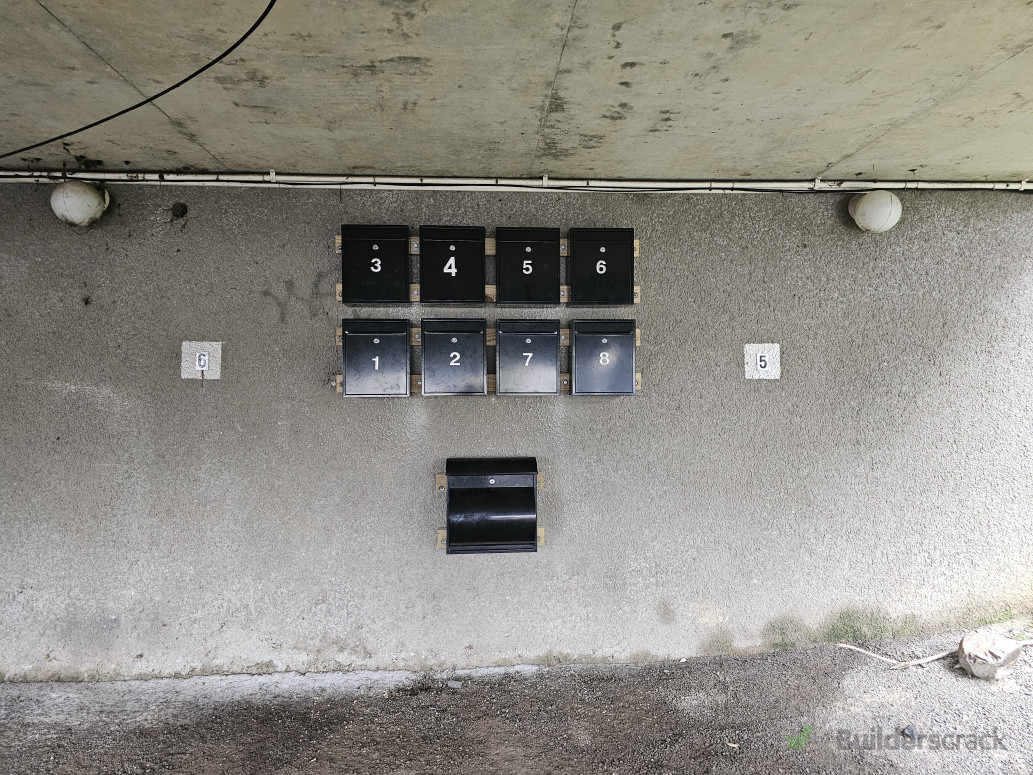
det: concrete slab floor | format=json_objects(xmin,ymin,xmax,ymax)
[
  {"xmin": 2, "ymin": 625, "xmax": 1032, "ymax": 774},
  {"xmin": 2, "ymin": 184, "xmax": 1033, "ymax": 681}
]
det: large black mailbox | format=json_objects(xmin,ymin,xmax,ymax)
[
  {"xmin": 421, "ymin": 318, "xmax": 487, "ymax": 395},
  {"xmin": 340, "ymin": 319, "xmax": 410, "ymax": 396},
  {"xmin": 571, "ymin": 319, "xmax": 636, "ymax": 395},
  {"xmin": 495, "ymin": 319, "xmax": 561, "ymax": 395},
  {"xmin": 419, "ymin": 226, "xmax": 486, "ymax": 303},
  {"xmin": 340, "ymin": 225, "xmax": 410, "ymax": 304},
  {"xmin": 445, "ymin": 457, "xmax": 538, "ymax": 554},
  {"xmin": 568, "ymin": 228, "xmax": 635, "ymax": 305},
  {"xmin": 495, "ymin": 227, "xmax": 561, "ymax": 305}
]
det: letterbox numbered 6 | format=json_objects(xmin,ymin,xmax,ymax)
[
  {"xmin": 340, "ymin": 319, "xmax": 410, "ymax": 396},
  {"xmin": 571, "ymin": 319, "xmax": 636, "ymax": 395},
  {"xmin": 340, "ymin": 225, "xmax": 410, "ymax": 304},
  {"xmin": 496, "ymin": 320, "xmax": 561, "ymax": 395},
  {"xmin": 421, "ymin": 319, "xmax": 487, "ymax": 395},
  {"xmin": 419, "ymin": 226, "xmax": 486, "ymax": 303},
  {"xmin": 495, "ymin": 227, "xmax": 562, "ymax": 305},
  {"xmin": 568, "ymin": 228, "xmax": 635, "ymax": 305}
]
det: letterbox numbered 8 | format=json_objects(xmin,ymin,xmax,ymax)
[
  {"xmin": 571, "ymin": 319, "xmax": 637, "ymax": 395},
  {"xmin": 340, "ymin": 225, "xmax": 410, "ymax": 304},
  {"xmin": 496, "ymin": 320, "xmax": 561, "ymax": 395},
  {"xmin": 568, "ymin": 228, "xmax": 635, "ymax": 305},
  {"xmin": 421, "ymin": 319, "xmax": 487, "ymax": 395},
  {"xmin": 419, "ymin": 226, "xmax": 486, "ymax": 303},
  {"xmin": 340, "ymin": 319, "xmax": 410, "ymax": 396},
  {"xmin": 495, "ymin": 227, "xmax": 562, "ymax": 305}
]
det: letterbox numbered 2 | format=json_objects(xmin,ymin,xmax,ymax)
[
  {"xmin": 568, "ymin": 228, "xmax": 635, "ymax": 305},
  {"xmin": 340, "ymin": 225, "xmax": 410, "ymax": 304},
  {"xmin": 571, "ymin": 319, "xmax": 636, "ymax": 395},
  {"xmin": 496, "ymin": 320, "xmax": 561, "ymax": 395},
  {"xmin": 419, "ymin": 226, "xmax": 486, "ymax": 303},
  {"xmin": 340, "ymin": 319, "xmax": 410, "ymax": 396},
  {"xmin": 421, "ymin": 319, "xmax": 487, "ymax": 395}
]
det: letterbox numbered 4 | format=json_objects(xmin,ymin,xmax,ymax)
[
  {"xmin": 495, "ymin": 227, "xmax": 562, "ymax": 305},
  {"xmin": 571, "ymin": 319, "xmax": 636, "ymax": 395},
  {"xmin": 419, "ymin": 226, "xmax": 486, "ymax": 303},
  {"xmin": 569, "ymin": 228, "xmax": 635, "ymax": 305},
  {"xmin": 340, "ymin": 225, "xmax": 410, "ymax": 304},
  {"xmin": 496, "ymin": 320, "xmax": 561, "ymax": 395},
  {"xmin": 421, "ymin": 319, "xmax": 487, "ymax": 395},
  {"xmin": 340, "ymin": 319, "xmax": 410, "ymax": 396}
]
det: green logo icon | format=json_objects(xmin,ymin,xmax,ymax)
[{"xmin": 787, "ymin": 727, "xmax": 814, "ymax": 750}]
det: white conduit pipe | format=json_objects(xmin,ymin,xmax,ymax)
[{"xmin": 0, "ymin": 170, "xmax": 1030, "ymax": 193}]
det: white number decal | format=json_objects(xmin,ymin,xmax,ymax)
[
  {"xmin": 758, "ymin": 354, "xmax": 768, "ymax": 370},
  {"xmin": 596, "ymin": 260, "xmax": 607, "ymax": 274},
  {"xmin": 443, "ymin": 256, "xmax": 457, "ymax": 276},
  {"xmin": 372, "ymin": 356, "xmax": 380, "ymax": 370},
  {"xmin": 449, "ymin": 352, "xmax": 461, "ymax": 366},
  {"xmin": 370, "ymin": 258, "xmax": 381, "ymax": 273},
  {"xmin": 522, "ymin": 260, "xmax": 533, "ymax": 275},
  {"xmin": 523, "ymin": 352, "xmax": 533, "ymax": 366},
  {"xmin": 599, "ymin": 352, "xmax": 610, "ymax": 365}
]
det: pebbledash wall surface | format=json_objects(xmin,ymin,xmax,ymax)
[{"xmin": 1, "ymin": 184, "xmax": 1032, "ymax": 681}]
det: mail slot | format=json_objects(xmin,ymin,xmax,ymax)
[
  {"xmin": 571, "ymin": 319, "xmax": 636, "ymax": 395},
  {"xmin": 445, "ymin": 457, "xmax": 538, "ymax": 554},
  {"xmin": 568, "ymin": 228, "xmax": 635, "ymax": 305},
  {"xmin": 495, "ymin": 227, "xmax": 561, "ymax": 305},
  {"xmin": 340, "ymin": 225, "xmax": 410, "ymax": 304},
  {"xmin": 340, "ymin": 319, "xmax": 410, "ymax": 396},
  {"xmin": 495, "ymin": 319, "xmax": 561, "ymax": 395},
  {"xmin": 421, "ymin": 318, "xmax": 487, "ymax": 395},
  {"xmin": 419, "ymin": 226, "xmax": 486, "ymax": 303}
]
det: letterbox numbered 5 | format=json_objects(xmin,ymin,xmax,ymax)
[
  {"xmin": 495, "ymin": 227, "xmax": 562, "ymax": 305},
  {"xmin": 496, "ymin": 320, "xmax": 561, "ymax": 395},
  {"xmin": 340, "ymin": 319, "xmax": 410, "ymax": 396},
  {"xmin": 571, "ymin": 319, "xmax": 636, "ymax": 395},
  {"xmin": 568, "ymin": 228, "xmax": 635, "ymax": 305},
  {"xmin": 340, "ymin": 225, "xmax": 410, "ymax": 304},
  {"xmin": 419, "ymin": 226, "xmax": 486, "ymax": 303},
  {"xmin": 421, "ymin": 319, "xmax": 488, "ymax": 395}
]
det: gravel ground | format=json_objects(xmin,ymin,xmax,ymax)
[{"xmin": 2, "ymin": 625, "xmax": 1032, "ymax": 774}]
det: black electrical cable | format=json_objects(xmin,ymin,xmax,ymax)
[{"xmin": 0, "ymin": 0, "xmax": 278, "ymax": 161}]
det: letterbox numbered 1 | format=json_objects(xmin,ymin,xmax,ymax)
[
  {"xmin": 419, "ymin": 226, "xmax": 486, "ymax": 303},
  {"xmin": 571, "ymin": 319, "xmax": 636, "ymax": 395},
  {"xmin": 568, "ymin": 228, "xmax": 635, "ymax": 305},
  {"xmin": 495, "ymin": 227, "xmax": 562, "ymax": 305},
  {"xmin": 496, "ymin": 320, "xmax": 561, "ymax": 395},
  {"xmin": 340, "ymin": 225, "xmax": 410, "ymax": 304},
  {"xmin": 421, "ymin": 319, "xmax": 487, "ymax": 395},
  {"xmin": 340, "ymin": 319, "xmax": 410, "ymax": 396}
]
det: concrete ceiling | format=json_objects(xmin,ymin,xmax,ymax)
[{"xmin": 2, "ymin": 0, "xmax": 1033, "ymax": 180}]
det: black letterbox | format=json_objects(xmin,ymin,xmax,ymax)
[
  {"xmin": 340, "ymin": 319, "xmax": 410, "ymax": 396},
  {"xmin": 421, "ymin": 318, "xmax": 487, "ymax": 395},
  {"xmin": 340, "ymin": 225, "xmax": 410, "ymax": 304},
  {"xmin": 495, "ymin": 319, "xmax": 561, "ymax": 395},
  {"xmin": 568, "ymin": 228, "xmax": 635, "ymax": 305},
  {"xmin": 495, "ymin": 227, "xmax": 561, "ymax": 305},
  {"xmin": 571, "ymin": 319, "xmax": 636, "ymax": 395},
  {"xmin": 445, "ymin": 457, "xmax": 538, "ymax": 554},
  {"xmin": 419, "ymin": 226, "xmax": 486, "ymax": 303}
]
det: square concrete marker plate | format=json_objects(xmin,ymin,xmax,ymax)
[
  {"xmin": 181, "ymin": 341, "xmax": 222, "ymax": 379},
  {"xmin": 744, "ymin": 343, "xmax": 780, "ymax": 379}
]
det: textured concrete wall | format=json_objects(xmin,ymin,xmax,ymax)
[
  {"xmin": 3, "ymin": 0, "xmax": 1033, "ymax": 179},
  {"xmin": 2, "ymin": 185, "xmax": 1033, "ymax": 681}
]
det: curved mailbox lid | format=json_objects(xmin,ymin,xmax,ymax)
[{"xmin": 445, "ymin": 457, "xmax": 538, "ymax": 554}]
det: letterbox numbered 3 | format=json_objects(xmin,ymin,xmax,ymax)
[
  {"xmin": 340, "ymin": 225, "xmax": 410, "ymax": 304},
  {"xmin": 419, "ymin": 226, "xmax": 486, "ymax": 303},
  {"xmin": 340, "ymin": 319, "xmax": 410, "ymax": 396},
  {"xmin": 421, "ymin": 319, "xmax": 487, "ymax": 395},
  {"xmin": 495, "ymin": 227, "xmax": 562, "ymax": 305},
  {"xmin": 568, "ymin": 228, "xmax": 635, "ymax": 305},
  {"xmin": 571, "ymin": 319, "xmax": 636, "ymax": 395},
  {"xmin": 496, "ymin": 319, "xmax": 561, "ymax": 395}
]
